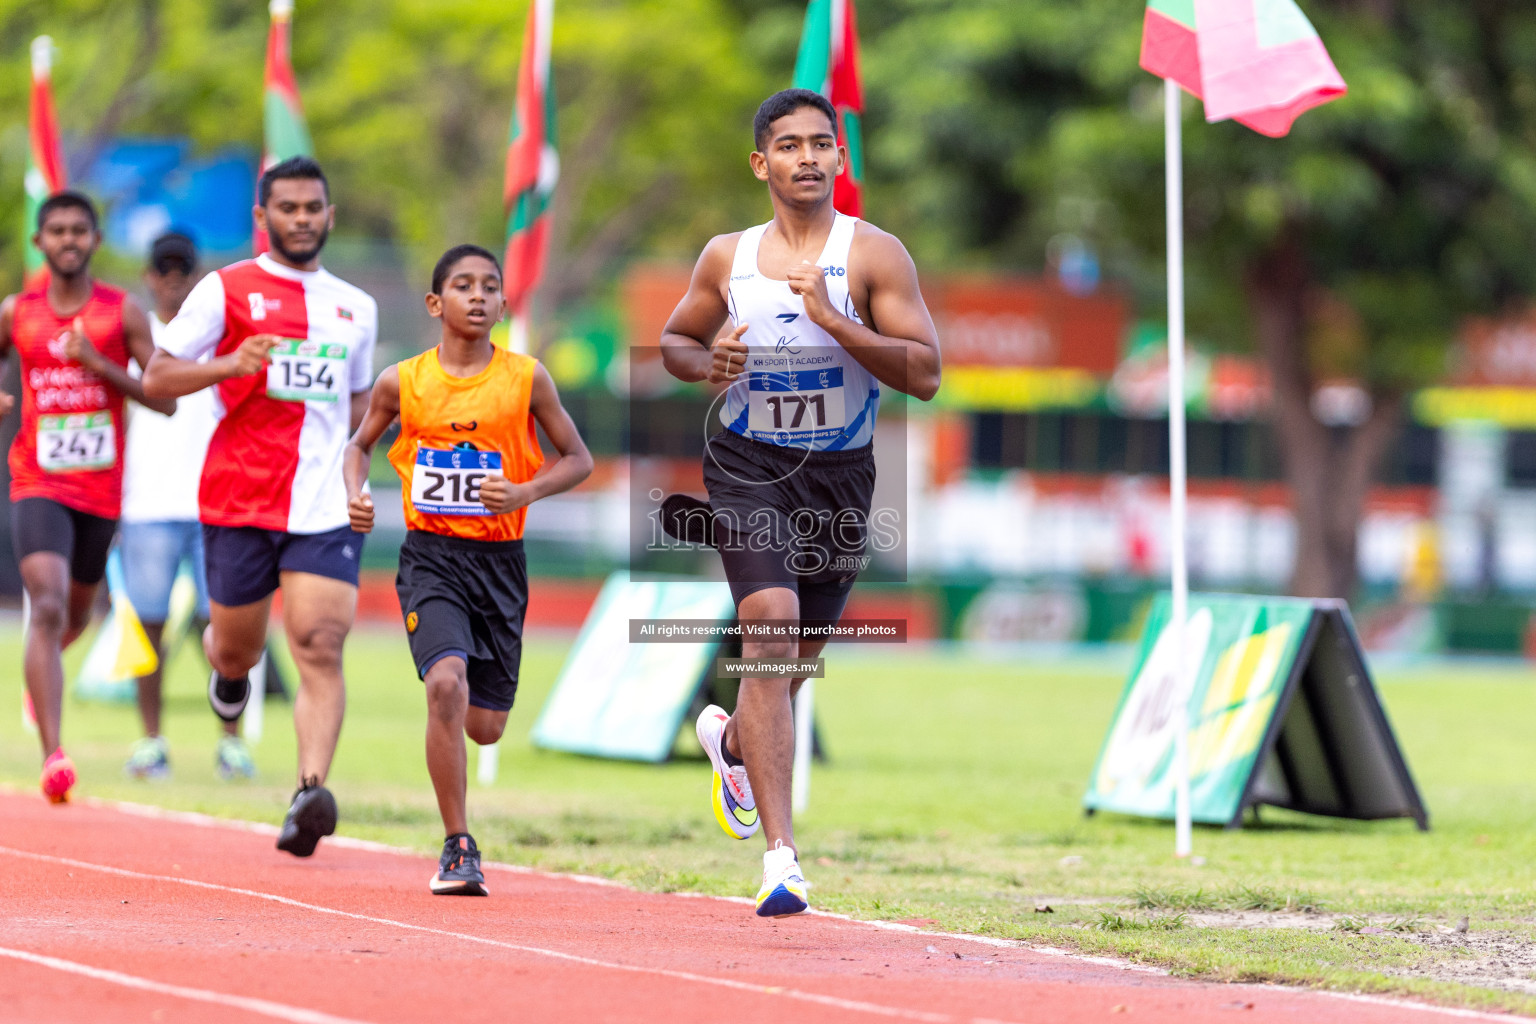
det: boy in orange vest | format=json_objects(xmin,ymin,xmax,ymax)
[{"xmin": 344, "ymin": 244, "xmax": 592, "ymax": 895}]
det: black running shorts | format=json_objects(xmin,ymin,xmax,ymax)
[
  {"xmin": 701, "ymin": 429, "xmax": 875, "ymax": 624},
  {"xmin": 203, "ymin": 524, "xmax": 365, "ymax": 607},
  {"xmin": 395, "ymin": 530, "xmax": 527, "ymax": 713},
  {"xmin": 11, "ymin": 497, "xmax": 118, "ymax": 586}
]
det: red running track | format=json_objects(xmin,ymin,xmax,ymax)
[{"xmin": 0, "ymin": 790, "xmax": 1508, "ymax": 1024}]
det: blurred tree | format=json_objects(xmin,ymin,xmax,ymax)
[
  {"xmin": 6, "ymin": 1, "xmax": 1536, "ymax": 598},
  {"xmin": 0, "ymin": 0, "xmax": 778, "ymax": 306},
  {"xmin": 855, "ymin": 0, "xmax": 1536, "ymax": 598}
]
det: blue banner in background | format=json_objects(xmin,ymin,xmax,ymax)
[{"xmin": 80, "ymin": 138, "xmax": 256, "ymax": 256}]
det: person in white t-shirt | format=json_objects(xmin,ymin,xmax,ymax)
[{"xmin": 120, "ymin": 233, "xmax": 256, "ymax": 781}]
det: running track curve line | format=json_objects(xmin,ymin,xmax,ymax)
[{"xmin": 0, "ymin": 790, "xmax": 1516, "ymax": 1024}]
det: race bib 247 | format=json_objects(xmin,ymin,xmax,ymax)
[{"xmin": 37, "ymin": 412, "xmax": 116, "ymax": 473}]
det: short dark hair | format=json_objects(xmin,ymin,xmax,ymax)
[
  {"xmin": 149, "ymin": 231, "xmax": 197, "ymax": 275},
  {"xmin": 259, "ymin": 155, "xmax": 329, "ymax": 206},
  {"xmin": 37, "ymin": 190, "xmax": 99, "ymax": 232},
  {"xmin": 431, "ymin": 244, "xmax": 502, "ymax": 295},
  {"xmin": 753, "ymin": 89, "xmax": 838, "ymax": 151}
]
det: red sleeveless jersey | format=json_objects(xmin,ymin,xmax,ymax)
[{"xmin": 8, "ymin": 283, "xmax": 131, "ymax": 519}]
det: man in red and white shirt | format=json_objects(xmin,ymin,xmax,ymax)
[
  {"xmin": 144, "ymin": 157, "xmax": 377, "ymax": 858},
  {"xmin": 1, "ymin": 191, "xmax": 171, "ymax": 804}
]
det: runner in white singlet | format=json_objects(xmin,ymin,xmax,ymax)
[{"xmin": 660, "ymin": 89, "xmax": 942, "ymax": 918}]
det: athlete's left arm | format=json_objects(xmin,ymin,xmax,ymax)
[
  {"xmin": 350, "ymin": 388, "xmax": 372, "ymax": 433},
  {"xmin": 786, "ymin": 227, "xmax": 942, "ymax": 402},
  {"xmin": 480, "ymin": 364, "xmax": 594, "ymax": 515},
  {"xmin": 0, "ymin": 296, "xmax": 16, "ymax": 419},
  {"xmin": 342, "ymin": 365, "xmax": 402, "ymax": 535},
  {"xmin": 70, "ymin": 298, "xmax": 178, "ymax": 416}
]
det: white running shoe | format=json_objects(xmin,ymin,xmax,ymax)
[
  {"xmin": 695, "ymin": 704, "xmax": 759, "ymax": 839},
  {"xmin": 755, "ymin": 841, "xmax": 809, "ymax": 918}
]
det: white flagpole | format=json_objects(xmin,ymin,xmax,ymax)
[
  {"xmin": 792, "ymin": 680, "xmax": 814, "ymax": 814},
  {"xmin": 243, "ymin": 653, "xmax": 267, "ymax": 744},
  {"xmin": 1165, "ymin": 78, "xmax": 1193, "ymax": 859},
  {"xmin": 477, "ymin": 741, "xmax": 500, "ymax": 786}
]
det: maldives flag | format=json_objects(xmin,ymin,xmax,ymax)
[
  {"xmin": 256, "ymin": 0, "xmax": 315, "ymax": 253},
  {"xmin": 25, "ymin": 36, "xmax": 66, "ymax": 285},
  {"xmin": 1141, "ymin": 0, "xmax": 1346, "ymax": 137},
  {"xmin": 793, "ymin": 0, "xmax": 864, "ymax": 217},
  {"xmin": 504, "ymin": 0, "xmax": 558, "ymax": 331}
]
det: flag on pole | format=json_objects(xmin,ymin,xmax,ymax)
[
  {"xmin": 1138, "ymin": 0, "xmax": 1344, "ymax": 859},
  {"xmin": 256, "ymin": 0, "xmax": 314, "ymax": 253},
  {"xmin": 26, "ymin": 36, "xmax": 67, "ymax": 286},
  {"xmin": 793, "ymin": 0, "xmax": 864, "ymax": 217},
  {"xmin": 502, "ymin": 0, "xmax": 558, "ymax": 352},
  {"xmin": 1141, "ymin": 0, "xmax": 1346, "ymax": 137}
]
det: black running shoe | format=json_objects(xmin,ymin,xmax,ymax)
[
  {"xmin": 430, "ymin": 833, "xmax": 488, "ymax": 896},
  {"xmin": 276, "ymin": 778, "xmax": 338, "ymax": 858},
  {"xmin": 208, "ymin": 670, "xmax": 251, "ymax": 723},
  {"xmin": 661, "ymin": 493, "xmax": 716, "ymax": 546}
]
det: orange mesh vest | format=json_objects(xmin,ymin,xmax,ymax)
[{"xmin": 387, "ymin": 346, "xmax": 544, "ymax": 541}]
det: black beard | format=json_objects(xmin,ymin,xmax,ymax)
[{"xmin": 269, "ymin": 224, "xmax": 328, "ymax": 265}]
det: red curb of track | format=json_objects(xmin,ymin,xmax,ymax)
[{"xmin": 0, "ymin": 790, "xmax": 1515, "ymax": 1024}]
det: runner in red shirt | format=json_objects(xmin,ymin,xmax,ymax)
[
  {"xmin": 0, "ymin": 191, "xmax": 172, "ymax": 803},
  {"xmin": 143, "ymin": 157, "xmax": 378, "ymax": 858}
]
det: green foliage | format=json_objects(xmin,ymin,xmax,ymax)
[
  {"xmin": 1097, "ymin": 910, "xmax": 1188, "ymax": 931},
  {"xmin": 857, "ymin": 1, "xmax": 1536, "ymax": 381},
  {"xmin": 1132, "ymin": 883, "xmax": 1324, "ymax": 913},
  {"xmin": 0, "ymin": 0, "xmax": 780, "ymax": 292},
  {"xmin": 10, "ymin": 1, "xmax": 1533, "ymax": 382}
]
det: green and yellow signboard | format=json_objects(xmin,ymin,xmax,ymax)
[{"xmin": 1085, "ymin": 594, "xmax": 1428, "ymax": 830}]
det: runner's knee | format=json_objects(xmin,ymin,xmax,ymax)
[
  {"xmin": 27, "ymin": 593, "xmax": 67, "ymax": 636},
  {"xmin": 743, "ymin": 636, "xmax": 796, "ymax": 660},
  {"xmin": 288, "ymin": 620, "xmax": 348, "ymax": 667},
  {"xmin": 424, "ymin": 661, "xmax": 468, "ymax": 719},
  {"xmin": 208, "ymin": 642, "xmax": 259, "ymax": 679},
  {"xmin": 739, "ymin": 587, "xmax": 799, "ymax": 660},
  {"xmin": 465, "ymin": 714, "xmax": 506, "ymax": 745}
]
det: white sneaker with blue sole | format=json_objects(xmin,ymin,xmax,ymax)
[{"xmin": 755, "ymin": 842, "xmax": 809, "ymax": 918}]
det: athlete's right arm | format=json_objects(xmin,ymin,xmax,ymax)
[
  {"xmin": 142, "ymin": 335, "xmax": 282, "ymax": 400},
  {"xmin": 0, "ymin": 296, "xmax": 15, "ymax": 419},
  {"xmin": 342, "ymin": 365, "xmax": 402, "ymax": 534},
  {"xmin": 141, "ymin": 271, "xmax": 281, "ymax": 399},
  {"xmin": 660, "ymin": 235, "xmax": 750, "ymax": 385}
]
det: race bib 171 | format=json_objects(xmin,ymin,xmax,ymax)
[
  {"xmin": 747, "ymin": 367, "xmax": 846, "ymax": 443},
  {"xmin": 37, "ymin": 412, "xmax": 116, "ymax": 473},
  {"xmin": 411, "ymin": 447, "xmax": 503, "ymax": 516},
  {"xmin": 267, "ymin": 339, "xmax": 348, "ymax": 403}
]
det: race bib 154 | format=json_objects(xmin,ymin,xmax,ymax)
[
  {"xmin": 267, "ymin": 339, "xmax": 348, "ymax": 403},
  {"xmin": 411, "ymin": 447, "xmax": 503, "ymax": 516},
  {"xmin": 37, "ymin": 412, "xmax": 116, "ymax": 473}
]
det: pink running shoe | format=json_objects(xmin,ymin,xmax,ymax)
[{"xmin": 41, "ymin": 749, "xmax": 76, "ymax": 804}]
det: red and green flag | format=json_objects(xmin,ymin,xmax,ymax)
[
  {"xmin": 503, "ymin": 0, "xmax": 558, "ymax": 343},
  {"xmin": 793, "ymin": 0, "xmax": 864, "ymax": 217},
  {"xmin": 1141, "ymin": 0, "xmax": 1346, "ymax": 137},
  {"xmin": 25, "ymin": 36, "xmax": 66, "ymax": 286},
  {"xmin": 256, "ymin": 0, "xmax": 314, "ymax": 253}
]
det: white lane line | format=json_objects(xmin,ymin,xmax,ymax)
[
  {"xmin": 0, "ymin": 945, "xmax": 379, "ymax": 1024},
  {"xmin": 0, "ymin": 846, "xmax": 994, "ymax": 1024}
]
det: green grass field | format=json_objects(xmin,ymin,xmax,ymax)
[{"xmin": 3, "ymin": 622, "xmax": 1534, "ymax": 1015}]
